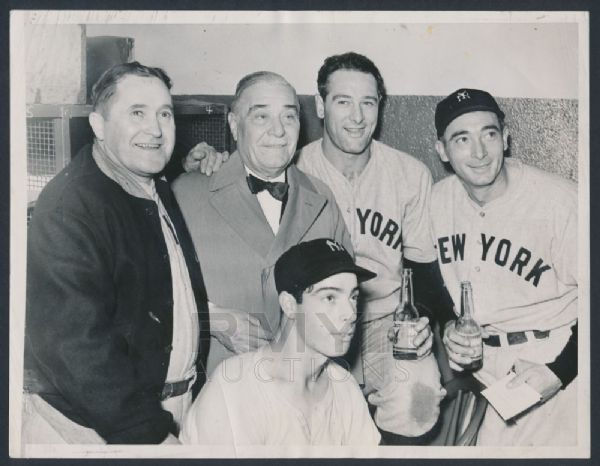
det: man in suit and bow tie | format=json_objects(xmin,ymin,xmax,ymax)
[{"xmin": 172, "ymin": 71, "xmax": 351, "ymax": 375}]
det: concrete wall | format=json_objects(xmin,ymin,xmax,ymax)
[{"xmin": 175, "ymin": 94, "xmax": 578, "ymax": 183}]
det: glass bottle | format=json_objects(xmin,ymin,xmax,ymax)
[
  {"xmin": 388, "ymin": 268, "xmax": 420, "ymax": 360},
  {"xmin": 454, "ymin": 281, "xmax": 483, "ymax": 370}
]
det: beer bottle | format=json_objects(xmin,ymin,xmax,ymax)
[
  {"xmin": 388, "ymin": 268, "xmax": 420, "ymax": 360},
  {"xmin": 454, "ymin": 281, "xmax": 483, "ymax": 370}
]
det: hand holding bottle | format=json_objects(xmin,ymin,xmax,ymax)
[
  {"xmin": 412, "ymin": 316, "xmax": 434, "ymax": 359},
  {"xmin": 443, "ymin": 320, "xmax": 488, "ymax": 371},
  {"xmin": 443, "ymin": 281, "xmax": 484, "ymax": 371}
]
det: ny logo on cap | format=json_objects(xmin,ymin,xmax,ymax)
[
  {"xmin": 326, "ymin": 239, "xmax": 345, "ymax": 252},
  {"xmin": 456, "ymin": 90, "xmax": 470, "ymax": 102}
]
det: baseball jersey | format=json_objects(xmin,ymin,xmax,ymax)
[
  {"xmin": 298, "ymin": 139, "xmax": 437, "ymax": 322},
  {"xmin": 180, "ymin": 346, "xmax": 381, "ymax": 445},
  {"xmin": 430, "ymin": 158, "xmax": 577, "ymax": 333}
]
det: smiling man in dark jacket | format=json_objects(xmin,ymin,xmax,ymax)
[{"xmin": 23, "ymin": 62, "xmax": 209, "ymax": 445}]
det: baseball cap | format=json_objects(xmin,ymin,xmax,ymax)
[
  {"xmin": 274, "ymin": 238, "xmax": 376, "ymax": 294},
  {"xmin": 435, "ymin": 88, "xmax": 505, "ymax": 138}
]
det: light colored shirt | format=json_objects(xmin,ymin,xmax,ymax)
[
  {"xmin": 298, "ymin": 139, "xmax": 437, "ymax": 321},
  {"xmin": 146, "ymin": 183, "xmax": 199, "ymax": 428},
  {"xmin": 245, "ymin": 167, "xmax": 285, "ymax": 234},
  {"xmin": 430, "ymin": 159, "xmax": 577, "ymax": 333},
  {"xmin": 181, "ymin": 347, "xmax": 381, "ymax": 445}
]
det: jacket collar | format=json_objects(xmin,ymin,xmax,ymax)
[
  {"xmin": 92, "ymin": 140, "xmax": 155, "ymax": 200},
  {"xmin": 208, "ymin": 152, "xmax": 328, "ymax": 264}
]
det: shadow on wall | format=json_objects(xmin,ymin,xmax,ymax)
[{"xmin": 175, "ymin": 94, "xmax": 579, "ymax": 184}]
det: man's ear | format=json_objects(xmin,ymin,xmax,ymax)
[
  {"xmin": 89, "ymin": 111, "xmax": 105, "ymax": 141},
  {"xmin": 502, "ymin": 126, "xmax": 509, "ymax": 152},
  {"xmin": 435, "ymin": 139, "xmax": 449, "ymax": 163},
  {"xmin": 227, "ymin": 112, "xmax": 239, "ymax": 142},
  {"xmin": 315, "ymin": 94, "xmax": 325, "ymax": 120},
  {"xmin": 279, "ymin": 291, "xmax": 298, "ymax": 319}
]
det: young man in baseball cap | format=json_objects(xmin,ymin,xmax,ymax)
[
  {"xmin": 180, "ymin": 238, "xmax": 382, "ymax": 446},
  {"xmin": 431, "ymin": 88, "xmax": 578, "ymax": 446}
]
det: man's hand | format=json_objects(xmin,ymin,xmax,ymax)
[
  {"xmin": 442, "ymin": 320, "xmax": 486, "ymax": 371},
  {"xmin": 507, "ymin": 358, "xmax": 562, "ymax": 402},
  {"xmin": 413, "ymin": 316, "xmax": 433, "ymax": 359},
  {"xmin": 182, "ymin": 142, "xmax": 230, "ymax": 175},
  {"xmin": 209, "ymin": 303, "xmax": 271, "ymax": 354}
]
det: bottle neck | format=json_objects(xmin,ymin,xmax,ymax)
[
  {"xmin": 401, "ymin": 270, "xmax": 414, "ymax": 307},
  {"xmin": 460, "ymin": 282, "xmax": 475, "ymax": 320},
  {"xmin": 394, "ymin": 269, "xmax": 418, "ymax": 321}
]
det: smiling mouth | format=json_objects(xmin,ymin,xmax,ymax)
[
  {"xmin": 468, "ymin": 163, "xmax": 491, "ymax": 170},
  {"xmin": 134, "ymin": 143, "xmax": 162, "ymax": 150},
  {"xmin": 344, "ymin": 128, "xmax": 366, "ymax": 136}
]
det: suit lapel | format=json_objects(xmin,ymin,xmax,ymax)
[
  {"xmin": 266, "ymin": 166, "xmax": 327, "ymax": 265},
  {"xmin": 209, "ymin": 153, "xmax": 275, "ymax": 258}
]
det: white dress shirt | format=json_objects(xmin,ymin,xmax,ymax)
[{"xmin": 245, "ymin": 167, "xmax": 285, "ymax": 234}]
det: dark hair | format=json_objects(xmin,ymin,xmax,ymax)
[
  {"xmin": 288, "ymin": 284, "xmax": 314, "ymax": 304},
  {"xmin": 231, "ymin": 71, "xmax": 299, "ymax": 114},
  {"xmin": 317, "ymin": 52, "xmax": 386, "ymax": 102},
  {"xmin": 91, "ymin": 61, "xmax": 172, "ymax": 113}
]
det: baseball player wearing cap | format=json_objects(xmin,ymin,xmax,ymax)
[
  {"xmin": 180, "ymin": 239, "xmax": 381, "ymax": 446},
  {"xmin": 431, "ymin": 88, "xmax": 578, "ymax": 446}
]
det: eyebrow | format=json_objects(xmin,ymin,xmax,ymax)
[
  {"xmin": 128, "ymin": 103, "xmax": 174, "ymax": 111},
  {"xmin": 312, "ymin": 285, "xmax": 360, "ymax": 294},
  {"xmin": 331, "ymin": 94, "xmax": 378, "ymax": 102},
  {"xmin": 313, "ymin": 286, "xmax": 342, "ymax": 293},
  {"xmin": 247, "ymin": 104, "xmax": 298, "ymax": 115},
  {"xmin": 448, "ymin": 124, "xmax": 500, "ymax": 141}
]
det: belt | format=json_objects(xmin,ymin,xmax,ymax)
[
  {"xmin": 483, "ymin": 330, "xmax": 550, "ymax": 347},
  {"xmin": 160, "ymin": 374, "xmax": 195, "ymax": 401}
]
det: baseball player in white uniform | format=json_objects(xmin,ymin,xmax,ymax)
[
  {"xmin": 181, "ymin": 239, "xmax": 381, "ymax": 446},
  {"xmin": 296, "ymin": 53, "xmax": 448, "ymax": 441},
  {"xmin": 182, "ymin": 53, "xmax": 451, "ymax": 443},
  {"xmin": 431, "ymin": 88, "xmax": 578, "ymax": 446}
]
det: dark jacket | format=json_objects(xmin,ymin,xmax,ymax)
[{"xmin": 25, "ymin": 144, "xmax": 210, "ymax": 444}]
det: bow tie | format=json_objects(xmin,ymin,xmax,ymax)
[{"xmin": 247, "ymin": 174, "xmax": 289, "ymax": 201}]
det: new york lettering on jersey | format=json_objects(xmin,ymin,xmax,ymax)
[
  {"xmin": 356, "ymin": 207, "xmax": 403, "ymax": 250},
  {"xmin": 436, "ymin": 233, "xmax": 552, "ymax": 287}
]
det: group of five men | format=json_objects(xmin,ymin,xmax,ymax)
[{"xmin": 23, "ymin": 51, "xmax": 577, "ymax": 447}]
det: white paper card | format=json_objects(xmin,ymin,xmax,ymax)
[{"xmin": 481, "ymin": 372, "xmax": 542, "ymax": 421}]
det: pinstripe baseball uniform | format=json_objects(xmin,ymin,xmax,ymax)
[{"xmin": 431, "ymin": 158, "xmax": 578, "ymax": 446}]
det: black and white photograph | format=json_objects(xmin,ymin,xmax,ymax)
[{"xmin": 8, "ymin": 9, "xmax": 590, "ymax": 459}]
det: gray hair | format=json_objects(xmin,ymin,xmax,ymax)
[{"xmin": 231, "ymin": 71, "xmax": 299, "ymax": 114}]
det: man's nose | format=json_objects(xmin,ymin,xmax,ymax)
[
  {"xmin": 269, "ymin": 117, "xmax": 285, "ymax": 137},
  {"xmin": 472, "ymin": 138, "xmax": 487, "ymax": 160},
  {"xmin": 144, "ymin": 115, "xmax": 162, "ymax": 137},
  {"xmin": 350, "ymin": 103, "xmax": 364, "ymax": 124},
  {"xmin": 343, "ymin": 299, "xmax": 358, "ymax": 324}
]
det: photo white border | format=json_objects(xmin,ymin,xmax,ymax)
[{"xmin": 9, "ymin": 9, "xmax": 590, "ymax": 459}]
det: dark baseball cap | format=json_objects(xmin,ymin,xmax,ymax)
[
  {"xmin": 435, "ymin": 88, "xmax": 505, "ymax": 138},
  {"xmin": 274, "ymin": 238, "xmax": 376, "ymax": 294}
]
